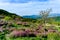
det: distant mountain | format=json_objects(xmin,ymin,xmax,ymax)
[
  {"xmin": 49, "ymin": 13, "xmax": 60, "ymax": 17},
  {"xmin": 23, "ymin": 13, "xmax": 60, "ymax": 19},
  {"xmin": 23, "ymin": 15, "xmax": 41, "ymax": 19}
]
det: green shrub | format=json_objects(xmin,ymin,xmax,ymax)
[
  {"xmin": 4, "ymin": 16, "xmax": 12, "ymax": 21},
  {"xmin": 47, "ymin": 32, "xmax": 60, "ymax": 40}
]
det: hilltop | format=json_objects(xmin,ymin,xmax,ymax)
[{"xmin": 0, "ymin": 9, "xmax": 23, "ymax": 21}]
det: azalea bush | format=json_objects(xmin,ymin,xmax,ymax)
[{"xmin": 0, "ymin": 24, "xmax": 60, "ymax": 40}]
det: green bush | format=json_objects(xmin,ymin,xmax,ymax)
[
  {"xmin": 4, "ymin": 16, "xmax": 12, "ymax": 21},
  {"xmin": 47, "ymin": 32, "xmax": 60, "ymax": 40}
]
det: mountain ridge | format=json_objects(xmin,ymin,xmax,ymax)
[{"xmin": 23, "ymin": 13, "xmax": 60, "ymax": 19}]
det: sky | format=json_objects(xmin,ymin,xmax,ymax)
[{"xmin": 0, "ymin": 0, "xmax": 60, "ymax": 16}]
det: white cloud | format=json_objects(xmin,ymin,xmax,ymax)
[{"xmin": 0, "ymin": 0, "xmax": 60, "ymax": 16}]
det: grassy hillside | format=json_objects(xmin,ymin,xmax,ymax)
[
  {"xmin": 0, "ymin": 9, "xmax": 23, "ymax": 21},
  {"xmin": 0, "ymin": 9, "xmax": 60, "ymax": 40}
]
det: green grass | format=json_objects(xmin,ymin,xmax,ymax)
[{"xmin": 9, "ymin": 37, "xmax": 41, "ymax": 40}]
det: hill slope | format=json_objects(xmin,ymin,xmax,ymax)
[{"xmin": 0, "ymin": 9, "xmax": 23, "ymax": 20}]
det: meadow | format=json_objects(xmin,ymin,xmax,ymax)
[{"xmin": 0, "ymin": 9, "xmax": 60, "ymax": 40}]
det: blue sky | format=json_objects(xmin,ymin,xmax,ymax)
[{"xmin": 0, "ymin": 0, "xmax": 60, "ymax": 16}]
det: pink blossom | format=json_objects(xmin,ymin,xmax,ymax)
[{"xmin": 0, "ymin": 27, "xmax": 3, "ymax": 32}]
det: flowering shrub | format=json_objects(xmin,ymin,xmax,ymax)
[
  {"xmin": 7, "ymin": 25, "xmax": 59, "ymax": 38},
  {"xmin": 0, "ymin": 27, "xmax": 3, "ymax": 32}
]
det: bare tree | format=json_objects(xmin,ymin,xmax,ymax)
[{"xmin": 39, "ymin": 9, "xmax": 52, "ymax": 24}]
